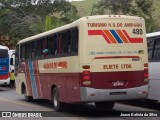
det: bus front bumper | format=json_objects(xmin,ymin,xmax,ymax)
[{"xmin": 0, "ymin": 79, "xmax": 10, "ymax": 86}]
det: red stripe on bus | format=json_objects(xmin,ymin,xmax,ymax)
[
  {"xmin": 0, "ymin": 74, "xmax": 8, "ymax": 80},
  {"xmin": 88, "ymin": 30, "xmax": 111, "ymax": 44},
  {"xmin": 122, "ymin": 30, "xmax": 143, "ymax": 43},
  {"xmin": 25, "ymin": 62, "xmax": 33, "ymax": 96}
]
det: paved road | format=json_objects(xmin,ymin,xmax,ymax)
[{"xmin": 0, "ymin": 87, "xmax": 160, "ymax": 120}]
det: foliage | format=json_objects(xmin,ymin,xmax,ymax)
[
  {"xmin": 0, "ymin": 0, "xmax": 79, "ymax": 45},
  {"xmin": 30, "ymin": 15, "xmax": 64, "ymax": 34},
  {"xmin": 71, "ymin": 0, "xmax": 100, "ymax": 17},
  {"xmin": 93, "ymin": 0, "xmax": 160, "ymax": 33},
  {"xmin": 93, "ymin": 0, "xmax": 133, "ymax": 15}
]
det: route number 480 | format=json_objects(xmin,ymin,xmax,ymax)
[{"xmin": 132, "ymin": 29, "xmax": 143, "ymax": 35}]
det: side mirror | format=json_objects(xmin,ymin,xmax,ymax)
[{"xmin": 10, "ymin": 58, "xmax": 14, "ymax": 65}]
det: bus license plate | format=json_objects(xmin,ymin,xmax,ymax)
[{"xmin": 110, "ymin": 92, "xmax": 127, "ymax": 95}]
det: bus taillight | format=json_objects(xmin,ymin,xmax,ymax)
[
  {"xmin": 144, "ymin": 68, "xmax": 148, "ymax": 82},
  {"xmin": 82, "ymin": 70, "xmax": 91, "ymax": 85}
]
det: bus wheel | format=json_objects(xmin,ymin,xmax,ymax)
[
  {"xmin": 52, "ymin": 87, "xmax": 64, "ymax": 112},
  {"xmin": 95, "ymin": 101, "xmax": 115, "ymax": 110},
  {"xmin": 23, "ymin": 87, "xmax": 33, "ymax": 102}
]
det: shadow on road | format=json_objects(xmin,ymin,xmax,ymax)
[
  {"xmin": 119, "ymin": 99, "xmax": 160, "ymax": 111},
  {"xmin": 19, "ymin": 99, "xmax": 127, "ymax": 117},
  {"xmin": 0, "ymin": 86, "xmax": 9, "ymax": 91}
]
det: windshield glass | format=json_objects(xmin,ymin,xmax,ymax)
[{"xmin": 0, "ymin": 49, "xmax": 8, "ymax": 58}]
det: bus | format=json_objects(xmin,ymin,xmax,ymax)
[
  {"xmin": 147, "ymin": 31, "xmax": 160, "ymax": 102},
  {"xmin": 15, "ymin": 15, "xmax": 148, "ymax": 111},
  {"xmin": 0, "ymin": 45, "xmax": 15, "ymax": 86}
]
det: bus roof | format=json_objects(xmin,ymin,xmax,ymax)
[
  {"xmin": 146, "ymin": 31, "xmax": 160, "ymax": 38},
  {"xmin": 17, "ymin": 15, "xmax": 144, "ymax": 45}
]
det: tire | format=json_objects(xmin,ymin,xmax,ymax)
[
  {"xmin": 23, "ymin": 87, "xmax": 33, "ymax": 102},
  {"xmin": 52, "ymin": 87, "xmax": 64, "ymax": 112},
  {"xmin": 95, "ymin": 101, "xmax": 115, "ymax": 110}
]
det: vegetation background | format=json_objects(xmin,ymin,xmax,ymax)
[{"xmin": 0, "ymin": 0, "xmax": 159, "ymax": 48}]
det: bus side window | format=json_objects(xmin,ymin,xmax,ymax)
[
  {"xmin": 27, "ymin": 42, "xmax": 32, "ymax": 59},
  {"xmin": 54, "ymin": 34, "xmax": 58, "ymax": 56},
  {"xmin": 47, "ymin": 35, "xmax": 54, "ymax": 56},
  {"xmin": 43, "ymin": 37, "xmax": 47, "ymax": 50},
  {"xmin": 67, "ymin": 30, "xmax": 71, "ymax": 54},
  {"xmin": 147, "ymin": 38, "xmax": 155, "ymax": 60},
  {"xmin": 15, "ymin": 45, "xmax": 19, "ymax": 65},
  {"xmin": 71, "ymin": 28, "xmax": 78, "ymax": 55},
  {"xmin": 58, "ymin": 33, "xmax": 61, "ymax": 55},
  {"xmin": 31, "ymin": 41, "xmax": 36, "ymax": 59},
  {"xmin": 36, "ymin": 39, "xmax": 43, "ymax": 58},
  {"xmin": 59, "ymin": 30, "xmax": 72, "ymax": 56},
  {"xmin": 60, "ymin": 32, "xmax": 65, "ymax": 54},
  {"xmin": 27, "ymin": 41, "xmax": 36, "ymax": 59},
  {"xmin": 20, "ymin": 44, "xmax": 26, "ymax": 60},
  {"xmin": 153, "ymin": 38, "xmax": 160, "ymax": 58}
]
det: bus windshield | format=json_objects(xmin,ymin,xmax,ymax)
[{"xmin": 0, "ymin": 49, "xmax": 8, "ymax": 58}]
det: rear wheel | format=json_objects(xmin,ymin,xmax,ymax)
[
  {"xmin": 95, "ymin": 101, "xmax": 115, "ymax": 110},
  {"xmin": 23, "ymin": 86, "xmax": 33, "ymax": 102},
  {"xmin": 52, "ymin": 87, "xmax": 65, "ymax": 112}
]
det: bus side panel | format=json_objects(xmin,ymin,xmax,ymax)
[
  {"xmin": 65, "ymin": 73, "xmax": 80, "ymax": 102},
  {"xmin": 39, "ymin": 74, "xmax": 51, "ymax": 99},
  {"xmin": 38, "ymin": 73, "xmax": 67, "ymax": 101},
  {"xmin": 38, "ymin": 57, "xmax": 81, "ymax": 102},
  {"xmin": 57, "ymin": 74, "xmax": 67, "ymax": 102},
  {"xmin": 38, "ymin": 73, "xmax": 81, "ymax": 102},
  {"xmin": 148, "ymin": 62, "xmax": 160, "ymax": 101}
]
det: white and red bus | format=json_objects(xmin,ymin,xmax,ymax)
[
  {"xmin": 15, "ymin": 15, "xmax": 148, "ymax": 111},
  {"xmin": 0, "ymin": 45, "xmax": 15, "ymax": 86},
  {"xmin": 147, "ymin": 31, "xmax": 160, "ymax": 102}
]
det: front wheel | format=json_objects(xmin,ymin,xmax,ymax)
[
  {"xmin": 52, "ymin": 87, "xmax": 65, "ymax": 112},
  {"xmin": 95, "ymin": 101, "xmax": 115, "ymax": 110}
]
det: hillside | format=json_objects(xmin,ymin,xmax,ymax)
[
  {"xmin": 153, "ymin": 0, "xmax": 160, "ymax": 18},
  {"xmin": 71, "ymin": 0, "xmax": 100, "ymax": 17},
  {"xmin": 72, "ymin": 0, "xmax": 160, "ymax": 19}
]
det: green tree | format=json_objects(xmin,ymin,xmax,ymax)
[
  {"xmin": 94, "ymin": 0, "xmax": 133, "ymax": 15},
  {"xmin": 94, "ymin": 0, "xmax": 160, "ymax": 33},
  {"xmin": 30, "ymin": 15, "xmax": 64, "ymax": 33},
  {"xmin": 132, "ymin": 0, "xmax": 160, "ymax": 33},
  {"xmin": 0, "ymin": 0, "xmax": 79, "ymax": 45}
]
